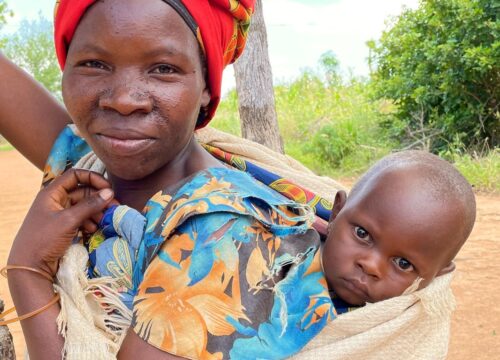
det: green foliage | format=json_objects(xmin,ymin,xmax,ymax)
[
  {"xmin": 370, "ymin": 0, "xmax": 499, "ymax": 153},
  {"xmin": 0, "ymin": 0, "xmax": 13, "ymax": 47},
  {"xmin": 213, "ymin": 49, "xmax": 498, "ymax": 191},
  {"xmin": 0, "ymin": 1, "xmax": 12, "ymax": 27},
  {"xmin": 215, "ymin": 53, "xmax": 396, "ymax": 178},
  {"xmin": 318, "ymin": 50, "xmax": 341, "ymax": 85},
  {"xmin": 1, "ymin": 13, "xmax": 62, "ymax": 98},
  {"xmin": 209, "ymin": 90, "xmax": 241, "ymax": 136},
  {"xmin": 272, "ymin": 53, "xmax": 395, "ymax": 176}
]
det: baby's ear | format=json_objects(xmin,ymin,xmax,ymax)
[
  {"xmin": 330, "ymin": 190, "xmax": 347, "ymax": 222},
  {"xmin": 437, "ymin": 262, "xmax": 456, "ymax": 276}
]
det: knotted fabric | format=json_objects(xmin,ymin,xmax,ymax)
[{"xmin": 54, "ymin": 0, "xmax": 255, "ymax": 126}]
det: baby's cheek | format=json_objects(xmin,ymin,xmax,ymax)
[{"xmin": 372, "ymin": 277, "xmax": 413, "ymax": 302}]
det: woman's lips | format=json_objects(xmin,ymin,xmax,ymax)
[{"xmin": 96, "ymin": 133, "xmax": 154, "ymax": 156}]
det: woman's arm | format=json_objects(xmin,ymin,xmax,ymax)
[
  {"xmin": 7, "ymin": 270, "xmax": 64, "ymax": 359},
  {"xmin": 7, "ymin": 170, "xmax": 114, "ymax": 359},
  {"xmin": 7, "ymin": 169, "xmax": 184, "ymax": 359},
  {"xmin": 0, "ymin": 52, "xmax": 71, "ymax": 170}
]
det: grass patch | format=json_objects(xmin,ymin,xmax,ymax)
[
  {"xmin": 209, "ymin": 90, "xmax": 241, "ymax": 136},
  {"xmin": 453, "ymin": 149, "xmax": 500, "ymax": 193}
]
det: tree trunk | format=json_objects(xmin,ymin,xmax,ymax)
[{"xmin": 234, "ymin": 0, "xmax": 284, "ymax": 154}]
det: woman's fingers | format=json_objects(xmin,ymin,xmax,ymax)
[
  {"xmin": 48, "ymin": 169, "xmax": 112, "ymax": 205},
  {"xmin": 68, "ymin": 186, "xmax": 101, "ymax": 206},
  {"xmin": 59, "ymin": 188, "xmax": 114, "ymax": 232},
  {"xmin": 69, "ymin": 187, "xmax": 120, "ymax": 225}
]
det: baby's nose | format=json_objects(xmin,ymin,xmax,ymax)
[{"xmin": 356, "ymin": 253, "xmax": 384, "ymax": 280}]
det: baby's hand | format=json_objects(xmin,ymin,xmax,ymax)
[{"xmin": 8, "ymin": 169, "xmax": 116, "ymax": 277}]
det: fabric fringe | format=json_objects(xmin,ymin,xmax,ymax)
[{"xmin": 54, "ymin": 245, "xmax": 132, "ymax": 360}]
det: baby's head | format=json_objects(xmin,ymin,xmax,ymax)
[{"xmin": 322, "ymin": 151, "xmax": 476, "ymax": 305}]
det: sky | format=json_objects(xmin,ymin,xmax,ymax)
[{"xmin": 2, "ymin": 0, "xmax": 419, "ymax": 94}]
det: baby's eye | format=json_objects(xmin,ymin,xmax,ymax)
[
  {"xmin": 151, "ymin": 64, "xmax": 176, "ymax": 74},
  {"xmin": 354, "ymin": 226, "xmax": 370, "ymax": 241},
  {"xmin": 393, "ymin": 257, "xmax": 414, "ymax": 272}
]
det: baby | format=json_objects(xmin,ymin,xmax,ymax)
[{"xmin": 322, "ymin": 150, "xmax": 476, "ymax": 305}]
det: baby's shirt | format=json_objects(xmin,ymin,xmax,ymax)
[{"xmin": 87, "ymin": 205, "xmax": 146, "ymax": 309}]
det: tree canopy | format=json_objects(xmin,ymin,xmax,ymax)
[
  {"xmin": 0, "ymin": 1, "xmax": 12, "ymax": 47},
  {"xmin": 370, "ymin": 0, "xmax": 499, "ymax": 153},
  {"xmin": 0, "ymin": 1, "xmax": 11, "ymax": 25}
]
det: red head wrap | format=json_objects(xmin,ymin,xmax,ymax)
[{"xmin": 54, "ymin": 0, "xmax": 255, "ymax": 127}]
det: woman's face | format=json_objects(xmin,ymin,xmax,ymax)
[{"xmin": 62, "ymin": 0, "xmax": 210, "ymax": 180}]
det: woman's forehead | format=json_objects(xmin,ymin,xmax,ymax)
[
  {"xmin": 76, "ymin": 0, "xmax": 192, "ymax": 40},
  {"xmin": 70, "ymin": 0, "xmax": 199, "ymax": 56}
]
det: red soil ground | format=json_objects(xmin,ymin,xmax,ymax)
[{"xmin": 0, "ymin": 150, "xmax": 498, "ymax": 358}]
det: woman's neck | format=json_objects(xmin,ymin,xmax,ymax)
[{"xmin": 108, "ymin": 137, "xmax": 223, "ymax": 211}]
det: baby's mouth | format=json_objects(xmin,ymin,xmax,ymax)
[{"xmin": 342, "ymin": 278, "xmax": 371, "ymax": 302}]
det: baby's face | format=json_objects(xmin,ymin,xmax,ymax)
[{"xmin": 322, "ymin": 171, "xmax": 461, "ymax": 305}]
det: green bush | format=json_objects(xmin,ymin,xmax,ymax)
[{"xmin": 370, "ymin": 0, "xmax": 499, "ymax": 153}]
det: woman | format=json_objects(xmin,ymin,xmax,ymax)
[{"xmin": 0, "ymin": 1, "xmax": 333, "ymax": 359}]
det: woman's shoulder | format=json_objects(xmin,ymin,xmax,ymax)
[{"xmin": 42, "ymin": 124, "xmax": 92, "ymax": 186}]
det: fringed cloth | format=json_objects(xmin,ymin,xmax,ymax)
[{"xmin": 47, "ymin": 127, "xmax": 455, "ymax": 360}]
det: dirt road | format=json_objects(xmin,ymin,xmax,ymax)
[{"xmin": 0, "ymin": 150, "xmax": 498, "ymax": 358}]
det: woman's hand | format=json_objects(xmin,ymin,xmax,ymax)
[{"xmin": 8, "ymin": 169, "xmax": 116, "ymax": 277}]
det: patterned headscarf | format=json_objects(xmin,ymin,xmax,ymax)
[{"xmin": 54, "ymin": 0, "xmax": 255, "ymax": 127}]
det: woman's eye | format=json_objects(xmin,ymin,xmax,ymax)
[
  {"xmin": 151, "ymin": 64, "xmax": 175, "ymax": 74},
  {"xmin": 393, "ymin": 257, "xmax": 414, "ymax": 272},
  {"xmin": 80, "ymin": 60, "xmax": 108, "ymax": 70},
  {"xmin": 354, "ymin": 226, "xmax": 370, "ymax": 241}
]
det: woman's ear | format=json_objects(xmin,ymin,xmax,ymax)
[
  {"xmin": 329, "ymin": 190, "xmax": 347, "ymax": 222},
  {"xmin": 437, "ymin": 262, "xmax": 456, "ymax": 276},
  {"xmin": 201, "ymin": 87, "xmax": 211, "ymax": 108}
]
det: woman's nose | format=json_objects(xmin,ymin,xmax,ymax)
[
  {"xmin": 99, "ymin": 84, "xmax": 153, "ymax": 115},
  {"xmin": 356, "ymin": 253, "xmax": 384, "ymax": 280}
]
